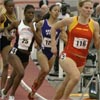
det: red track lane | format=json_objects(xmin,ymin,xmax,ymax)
[{"xmin": 0, "ymin": 59, "xmax": 56, "ymax": 100}]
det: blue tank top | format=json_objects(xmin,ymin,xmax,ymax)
[{"xmin": 41, "ymin": 19, "xmax": 61, "ymax": 59}]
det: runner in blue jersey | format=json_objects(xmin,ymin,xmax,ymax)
[{"xmin": 28, "ymin": 4, "xmax": 67, "ymax": 100}]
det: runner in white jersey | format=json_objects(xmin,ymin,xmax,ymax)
[{"xmin": 0, "ymin": 5, "xmax": 41, "ymax": 100}]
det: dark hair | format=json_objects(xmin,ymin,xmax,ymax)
[
  {"xmin": 39, "ymin": 0, "xmax": 49, "ymax": 8},
  {"xmin": 42, "ymin": 4, "xmax": 57, "ymax": 19},
  {"xmin": 24, "ymin": 5, "xmax": 35, "ymax": 13},
  {"xmin": 92, "ymin": 2, "xmax": 99, "ymax": 17},
  {"xmin": 93, "ymin": 2, "xmax": 99, "ymax": 8},
  {"xmin": 4, "ymin": 0, "xmax": 13, "ymax": 6},
  {"xmin": 61, "ymin": 2, "xmax": 70, "ymax": 15}
]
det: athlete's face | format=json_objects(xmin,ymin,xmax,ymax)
[
  {"xmin": 25, "ymin": 8, "xmax": 35, "ymax": 22},
  {"xmin": 79, "ymin": 2, "xmax": 93, "ymax": 18},
  {"xmin": 50, "ymin": 5, "xmax": 60, "ymax": 19},
  {"xmin": 5, "ymin": 1, "xmax": 15, "ymax": 14}
]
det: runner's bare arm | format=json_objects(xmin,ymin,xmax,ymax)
[
  {"xmin": 31, "ymin": 20, "xmax": 43, "ymax": 46},
  {"xmin": 60, "ymin": 27, "xmax": 68, "ymax": 45},
  {"xmin": 93, "ymin": 21, "xmax": 100, "ymax": 49}
]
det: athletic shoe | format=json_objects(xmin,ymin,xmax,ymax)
[
  {"xmin": 28, "ymin": 82, "xmax": 37, "ymax": 100},
  {"xmin": 1, "ymin": 89, "xmax": 7, "ymax": 99},
  {"xmin": 28, "ymin": 92, "xmax": 34, "ymax": 100},
  {"xmin": 8, "ymin": 96, "xmax": 15, "ymax": 100}
]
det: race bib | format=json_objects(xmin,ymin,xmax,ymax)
[
  {"xmin": 18, "ymin": 35, "xmax": 32, "ymax": 50},
  {"xmin": 10, "ymin": 47, "xmax": 17, "ymax": 54},
  {"xmin": 60, "ymin": 53, "xmax": 66, "ymax": 60},
  {"xmin": 42, "ymin": 37, "xmax": 51, "ymax": 48},
  {"xmin": 73, "ymin": 37, "xmax": 88, "ymax": 49}
]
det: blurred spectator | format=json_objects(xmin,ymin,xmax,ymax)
[
  {"xmin": 39, "ymin": 0, "xmax": 49, "ymax": 8},
  {"xmin": 96, "ymin": 4, "xmax": 100, "ymax": 18},
  {"xmin": 40, "ymin": 4, "xmax": 49, "ymax": 17},
  {"xmin": 58, "ymin": 2, "xmax": 71, "ymax": 20},
  {"xmin": 92, "ymin": 2, "xmax": 99, "ymax": 18},
  {"xmin": 61, "ymin": 2, "xmax": 71, "ymax": 17},
  {"xmin": 39, "ymin": 0, "xmax": 49, "ymax": 17},
  {"xmin": 96, "ymin": 4, "xmax": 100, "ymax": 27}
]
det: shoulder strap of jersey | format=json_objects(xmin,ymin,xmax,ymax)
[
  {"xmin": 88, "ymin": 19, "xmax": 94, "ymax": 33},
  {"xmin": 68, "ymin": 16, "xmax": 78, "ymax": 32}
]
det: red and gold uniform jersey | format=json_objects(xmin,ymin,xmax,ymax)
[{"xmin": 64, "ymin": 16, "xmax": 94, "ymax": 57}]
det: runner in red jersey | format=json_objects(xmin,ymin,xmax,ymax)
[
  {"xmin": 51, "ymin": 0, "xmax": 100, "ymax": 100},
  {"xmin": 63, "ymin": 16, "xmax": 94, "ymax": 67}
]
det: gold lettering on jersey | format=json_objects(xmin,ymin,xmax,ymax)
[{"xmin": 76, "ymin": 27, "xmax": 88, "ymax": 31}]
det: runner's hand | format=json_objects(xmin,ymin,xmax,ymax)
[{"xmin": 51, "ymin": 46, "xmax": 57, "ymax": 55}]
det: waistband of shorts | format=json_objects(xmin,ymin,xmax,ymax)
[
  {"xmin": 18, "ymin": 49, "xmax": 30, "ymax": 55},
  {"xmin": 68, "ymin": 51, "xmax": 87, "ymax": 59}
]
